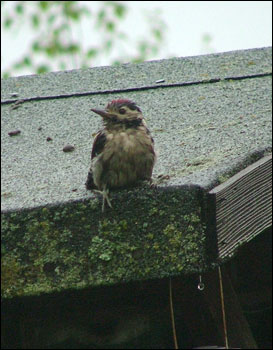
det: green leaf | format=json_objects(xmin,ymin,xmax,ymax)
[
  {"xmin": 202, "ymin": 33, "xmax": 212, "ymax": 44},
  {"xmin": 39, "ymin": 1, "xmax": 49, "ymax": 11},
  {"xmin": 67, "ymin": 43, "xmax": 79, "ymax": 53},
  {"xmin": 32, "ymin": 41, "xmax": 41, "ymax": 52},
  {"xmin": 104, "ymin": 39, "xmax": 112, "ymax": 52},
  {"xmin": 2, "ymin": 72, "xmax": 10, "ymax": 79},
  {"xmin": 113, "ymin": 3, "xmax": 126, "ymax": 18},
  {"xmin": 152, "ymin": 28, "xmax": 162, "ymax": 41},
  {"xmin": 14, "ymin": 62, "xmax": 23, "ymax": 70},
  {"xmin": 131, "ymin": 57, "xmax": 144, "ymax": 64},
  {"xmin": 70, "ymin": 11, "xmax": 80, "ymax": 21},
  {"xmin": 47, "ymin": 14, "xmax": 56, "ymax": 25},
  {"xmin": 31, "ymin": 14, "xmax": 40, "ymax": 28},
  {"xmin": 112, "ymin": 60, "xmax": 122, "ymax": 65},
  {"xmin": 53, "ymin": 24, "xmax": 69, "ymax": 38},
  {"xmin": 64, "ymin": 3, "xmax": 81, "ymax": 21},
  {"xmin": 87, "ymin": 48, "xmax": 98, "ymax": 58},
  {"xmin": 4, "ymin": 17, "xmax": 13, "ymax": 28},
  {"xmin": 97, "ymin": 9, "xmax": 106, "ymax": 24},
  {"xmin": 139, "ymin": 41, "xmax": 148, "ymax": 55},
  {"xmin": 23, "ymin": 56, "xmax": 32, "ymax": 66},
  {"xmin": 106, "ymin": 21, "xmax": 115, "ymax": 32},
  {"xmin": 36, "ymin": 64, "xmax": 50, "ymax": 74},
  {"xmin": 79, "ymin": 6, "xmax": 91, "ymax": 17},
  {"xmin": 15, "ymin": 3, "xmax": 24, "ymax": 14},
  {"xmin": 45, "ymin": 42, "xmax": 59, "ymax": 56},
  {"xmin": 151, "ymin": 45, "xmax": 158, "ymax": 55}
]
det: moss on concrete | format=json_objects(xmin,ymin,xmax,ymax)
[{"xmin": 1, "ymin": 186, "xmax": 208, "ymax": 299}]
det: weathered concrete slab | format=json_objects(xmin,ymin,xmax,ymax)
[{"xmin": 1, "ymin": 47, "xmax": 272, "ymax": 299}]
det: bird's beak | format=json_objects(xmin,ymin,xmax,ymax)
[{"xmin": 91, "ymin": 108, "xmax": 111, "ymax": 119}]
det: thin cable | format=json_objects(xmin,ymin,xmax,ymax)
[
  {"xmin": 2, "ymin": 72, "xmax": 270, "ymax": 105},
  {"xmin": 218, "ymin": 266, "xmax": 229, "ymax": 349},
  {"xmin": 169, "ymin": 277, "xmax": 178, "ymax": 349}
]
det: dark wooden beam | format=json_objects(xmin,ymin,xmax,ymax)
[{"xmin": 206, "ymin": 154, "xmax": 272, "ymax": 259}]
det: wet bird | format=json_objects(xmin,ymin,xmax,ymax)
[{"xmin": 85, "ymin": 99, "xmax": 156, "ymax": 211}]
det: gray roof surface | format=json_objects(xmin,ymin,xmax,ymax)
[
  {"xmin": 1, "ymin": 47, "xmax": 272, "ymax": 212},
  {"xmin": 1, "ymin": 47, "xmax": 272, "ymax": 298}
]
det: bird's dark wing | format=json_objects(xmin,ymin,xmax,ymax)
[
  {"xmin": 85, "ymin": 170, "xmax": 95, "ymax": 190},
  {"xmin": 91, "ymin": 130, "xmax": 107, "ymax": 159},
  {"xmin": 86, "ymin": 130, "xmax": 107, "ymax": 190}
]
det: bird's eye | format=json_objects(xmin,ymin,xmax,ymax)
[{"xmin": 119, "ymin": 108, "xmax": 126, "ymax": 114}]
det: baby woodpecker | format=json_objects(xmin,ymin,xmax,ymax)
[{"xmin": 85, "ymin": 99, "xmax": 156, "ymax": 212}]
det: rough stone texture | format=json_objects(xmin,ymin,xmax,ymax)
[
  {"xmin": 1, "ymin": 46, "xmax": 271, "ymax": 101},
  {"xmin": 1, "ymin": 47, "xmax": 272, "ymax": 298}
]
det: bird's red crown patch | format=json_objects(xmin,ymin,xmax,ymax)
[{"xmin": 107, "ymin": 99, "xmax": 140, "ymax": 111}]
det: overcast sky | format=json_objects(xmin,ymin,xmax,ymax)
[
  {"xmin": 124, "ymin": 1, "xmax": 272, "ymax": 57},
  {"xmin": 1, "ymin": 1, "xmax": 272, "ymax": 76}
]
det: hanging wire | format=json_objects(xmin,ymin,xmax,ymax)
[
  {"xmin": 198, "ymin": 275, "xmax": 205, "ymax": 291},
  {"xmin": 218, "ymin": 266, "xmax": 229, "ymax": 349},
  {"xmin": 169, "ymin": 277, "xmax": 179, "ymax": 349}
]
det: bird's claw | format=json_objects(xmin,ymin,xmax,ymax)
[
  {"xmin": 151, "ymin": 175, "xmax": 170, "ymax": 186},
  {"xmin": 93, "ymin": 188, "xmax": 112, "ymax": 212}
]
